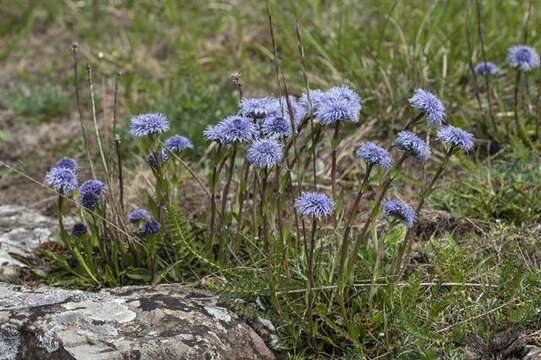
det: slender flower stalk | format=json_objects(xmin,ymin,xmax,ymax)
[
  {"xmin": 345, "ymin": 153, "xmax": 407, "ymax": 276},
  {"xmin": 393, "ymin": 149, "xmax": 452, "ymax": 277},
  {"xmin": 331, "ymin": 122, "xmax": 340, "ymax": 198},
  {"xmin": 337, "ymin": 164, "xmax": 373, "ymax": 278},
  {"xmin": 295, "ymin": 192, "xmax": 334, "ymax": 337},
  {"xmin": 112, "ymin": 72, "xmax": 124, "ymax": 211},
  {"xmin": 217, "ymin": 145, "xmax": 238, "ymax": 260}
]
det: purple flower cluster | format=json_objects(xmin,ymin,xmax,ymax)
[
  {"xmin": 204, "ymin": 115, "xmax": 258, "ymax": 145},
  {"xmin": 146, "ymin": 149, "xmax": 169, "ymax": 169},
  {"xmin": 239, "ymin": 97, "xmax": 279, "ymax": 119},
  {"xmin": 71, "ymin": 223, "xmax": 87, "ymax": 237},
  {"xmin": 78, "ymin": 179, "xmax": 106, "ymax": 209},
  {"xmin": 247, "ymin": 139, "xmax": 282, "ymax": 169},
  {"xmin": 262, "ymin": 115, "xmax": 292, "ymax": 139},
  {"xmin": 312, "ymin": 86, "xmax": 362, "ymax": 125},
  {"xmin": 46, "ymin": 166, "xmax": 78, "ymax": 194},
  {"xmin": 295, "ymin": 192, "xmax": 335, "ymax": 219},
  {"xmin": 437, "ymin": 125, "xmax": 475, "ymax": 152},
  {"xmin": 355, "ymin": 143, "xmax": 392, "ymax": 170},
  {"xmin": 507, "ymin": 45, "xmax": 540, "ymax": 72},
  {"xmin": 408, "ymin": 89, "xmax": 446, "ymax": 127},
  {"xmin": 129, "ymin": 113, "xmax": 170, "ymax": 137},
  {"xmin": 394, "ymin": 131, "xmax": 430, "ymax": 162},
  {"xmin": 383, "ymin": 199, "xmax": 416, "ymax": 227},
  {"xmin": 164, "ymin": 135, "xmax": 193, "ymax": 153},
  {"xmin": 128, "ymin": 208, "xmax": 151, "ymax": 223},
  {"xmin": 128, "ymin": 208, "xmax": 160, "ymax": 235},
  {"xmin": 56, "ymin": 158, "xmax": 79, "ymax": 173},
  {"xmin": 474, "ymin": 62, "xmax": 500, "ymax": 76}
]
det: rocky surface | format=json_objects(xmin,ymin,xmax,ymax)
[
  {"xmin": 0, "ymin": 205, "xmax": 58, "ymax": 282},
  {"xmin": 0, "ymin": 283, "xmax": 275, "ymax": 360}
]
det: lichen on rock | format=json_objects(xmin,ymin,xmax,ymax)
[{"xmin": 0, "ymin": 283, "xmax": 275, "ymax": 360}]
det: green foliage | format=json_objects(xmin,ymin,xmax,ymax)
[
  {"xmin": 2, "ymin": 84, "xmax": 71, "ymax": 124},
  {"xmin": 432, "ymin": 148, "xmax": 541, "ymax": 224}
]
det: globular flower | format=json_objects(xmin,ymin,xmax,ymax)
[
  {"xmin": 262, "ymin": 115, "xmax": 292, "ymax": 139},
  {"xmin": 79, "ymin": 179, "xmax": 105, "ymax": 196},
  {"xmin": 473, "ymin": 62, "xmax": 500, "ymax": 76},
  {"xmin": 408, "ymin": 89, "xmax": 446, "ymax": 127},
  {"xmin": 146, "ymin": 149, "xmax": 168, "ymax": 169},
  {"xmin": 142, "ymin": 219, "xmax": 161, "ymax": 235},
  {"xmin": 164, "ymin": 135, "xmax": 193, "ymax": 153},
  {"xmin": 78, "ymin": 179, "xmax": 105, "ymax": 209},
  {"xmin": 46, "ymin": 167, "xmax": 78, "ymax": 193},
  {"xmin": 239, "ymin": 97, "xmax": 280, "ymax": 119},
  {"xmin": 355, "ymin": 143, "xmax": 392, "ymax": 170},
  {"xmin": 246, "ymin": 139, "xmax": 282, "ymax": 169},
  {"xmin": 204, "ymin": 115, "xmax": 258, "ymax": 145},
  {"xmin": 128, "ymin": 208, "xmax": 151, "ymax": 223},
  {"xmin": 298, "ymin": 89, "xmax": 325, "ymax": 119},
  {"xmin": 314, "ymin": 86, "xmax": 362, "ymax": 125},
  {"xmin": 507, "ymin": 45, "xmax": 540, "ymax": 72},
  {"xmin": 295, "ymin": 192, "xmax": 335, "ymax": 219},
  {"xmin": 56, "ymin": 158, "xmax": 79, "ymax": 173},
  {"xmin": 129, "ymin": 113, "xmax": 169, "ymax": 137},
  {"xmin": 78, "ymin": 191, "xmax": 100, "ymax": 209},
  {"xmin": 394, "ymin": 130, "xmax": 430, "ymax": 161},
  {"xmin": 70, "ymin": 223, "xmax": 87, "ymax": 237},
  {"xmin": 278, "ymin": 96, "xmax": 304, "ymax": 126},
  {"xmin": 383, "ymin": 199, "xmax": 416, "ymax": 227},
  {"xmin": 437, "ymin": 125, "xmax": 475, "ymax": 152}
]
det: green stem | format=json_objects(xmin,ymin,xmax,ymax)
[
  {"xmin": 346, "ymin": 154, "xmax": 407, "ymax": 277},
  {"xmin": 337, "ymin": 164, "xmax": 374, "ymax": 281},
  {"xmin": 331, "ymin": 122, "xmax": 340, "ymax": 198},
  {"xmin": 306, "ymin": 216, "xmax": 318, "ymax": 338},
  {"xmin": 394, "ymin": 148, "xmax": 453, "ymax": 277}
]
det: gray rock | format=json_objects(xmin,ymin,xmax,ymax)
[
  {"xmin": 0, "ymin": 205, "xmax": 58, "ymax": 283},
  {"xmin": 0, "ymin": 283, "xmax": 275, "ymax": 360}
]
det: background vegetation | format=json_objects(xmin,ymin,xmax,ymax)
[{"xmin": 1, "ymin": 1, "xmax": 540, "ymax": 359}]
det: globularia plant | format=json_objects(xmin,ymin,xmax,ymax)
[{"xmin": 43, "ymin": 69, "xmax": 476, "ymax": 349}]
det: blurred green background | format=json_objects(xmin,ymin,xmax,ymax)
[{"xmin": 1, "ymin": 0, "xmax": 539, "ymax": 141}]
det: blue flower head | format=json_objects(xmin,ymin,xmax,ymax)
[
  {"xmin": 56, "ymin": 158, "xmax": 79, "ymax": 173},
  {"xmin": 278, "ymin": 96, "xmax": 304, "ymax": 126},
  {"xmin": 204, "ymin": 115, "xmax": 258, "ymax": 145},
  {"xmin": 408, "ymin": 89, "xmax": 446, "ymax": 127},
  {"xmin": 507, "ymin": 45, "xmax": 540, "ymax": 72},
  {"xmin": 164, "ymin": 135, "xmax": 193, "ymax": 153},
  {"xmin": 128, "ymin": 208, "xmax": 151, "ymax": 223},
  {"xmin": 70, "ymin": 223, "xmax": 87, "ymax": 237},
  {"xmin": 394, "ymin": 130, "xmax": 430, "ymax": 162},
  {"xmin": 383, "ymin": 199, "xmax": 416, "ymax": 227},
  {"xmin": 142, "ymin": 219, "xmax": 161, "ymax": 235},
  {"xmin": 146, "ymin": 149, "xmax": 168, "ymax": 169},
  {"xmin": 80, "ymin": 179, "xmax": 105, "ymax": 196},
  {"xmin": 46, "ymin": 167, "xmax": 78, "ymax": 193},
  {"xmin": 239, "ymin": 97, "xmax": 279, "ymax": 119},
  {"xmin": 355, "ymin": 143, "xmax": 392, "ymax": 170},
  {"xmin": 247, "ymin": 139, "xmax": 282, "ymax": 169},
  {"xmin": 295, "ymin": 192, "xmax": 335, "ymax": 219},
  {"xmin": 78, "ymin": 191, "xmax": 100, "ymax": 209},
  {"xmin": 474, "ymin": 62, "xmax": 500, "ymax": 76},
  {"xmin": 78, "ymin": 179, "xmax": 105, "ymax": 209},
  {"xmin": 437, "ymin": 125, "xmax": 475, "ymax": 152},
  {"xmin": 262, "ymin": 115, "xmax": 292, "ymax": 139},
  {"xmin": 299, "ymin": 89, "xmax": 325, "ymax": 120},
  {"xmin": 129, "ymin": 113, "xmax": 170, "ymax": 137},
  {"xmin": 315, "ymin": 86, "xmax": 362, "ymax": 125}
]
